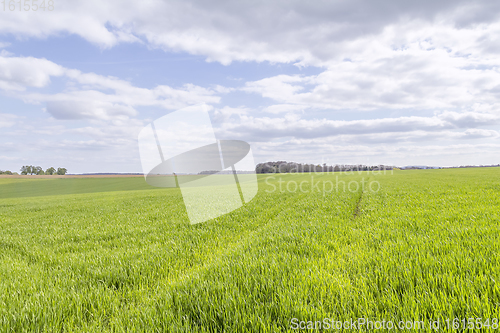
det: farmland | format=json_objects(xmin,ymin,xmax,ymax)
[{"xmin": 0, "ymin": 168, "xmax": 500, "ymax": 332}]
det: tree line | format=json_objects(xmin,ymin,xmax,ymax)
[
  {"xmin": 256, "ymin": 161, "xmax": 394, "ymax": 174},
  {"xmin": 0, "ymin": 166, "xmax": 69, "ymax": 175},
  {"xmin": 19, "ymin": 166, "xmax": 67, "ymax": 175}
]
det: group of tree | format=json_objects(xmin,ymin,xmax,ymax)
[
  {"xmin": 0, "ymin": 170, "xmax": 16, "ymax": 175},
  {"xmin": 256, "ymin": 161, "xmax": 394, "ymax": 174},
  {"xmin": 20, "ymin": 166, "xmax": 67, "ymax": 175}
]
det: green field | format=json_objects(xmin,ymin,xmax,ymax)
[
  {"xmin": 1, "ymin": 169, "xmax": 500, "ymax": 332},
  {"xmin": 0, "ymin": 177, "xmax": 159, "ymax": 199}
]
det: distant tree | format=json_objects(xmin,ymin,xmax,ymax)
[
  {"xmin": 21, "ymin": 165, "xmax": 39, "ymax": 175},
  {"xmin": 3, "ymin": 170, "xmax": 12, "ymax": 175},
  {"xmin": 34, "ymin": 166, "xmax": 44, "ymax": 175},
  {"xmin": 56, "ymin": 167, "xmax": 67, "ymax": 175},
  {"xmin": 45, "ymin": 167, "xmax": 56, "ymax": 175}
]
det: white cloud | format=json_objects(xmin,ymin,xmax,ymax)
[
  {"xmin": 0, "ymin": 55, "xmax": 64, "ymax": 91},
  {"xmin": 243, "ymin": 75, "xmax": 308, "ymax": 101},
  {"xmin": 46, "ymin": 100, "xmax": 137, "ymax": 120},
  {"xmin": 460, "ymin": 128, "xmax": 499, "ymax": 139},
  {"xmin": 438, "ymin": 111, "xmax": 500, "ymax": 127},
  {"xmin": 242, "ymin": 41, "xmax": 500, "ymax": 111},
  {"xmin": 1, "ymin": 0, "xmax": 500, "ymax": 65},
  {"xmin": 252, "ymin": 138, "xmax": 500, "ymax": 167},
  {"xmin": 218, "ymin": 111, "xmax": 500, "ymax": 141},
  {"xmin": 0, "ymin": 54, "xmax": 221, "ymax": 120},
  {"xmin": 262, "ymin": 104, "xmax": 308, "ymax": 114},
  {"xmin": 3, "ymin": 3, "xmax": 500, "ymax": 116}
]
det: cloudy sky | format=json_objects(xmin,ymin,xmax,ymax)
[{"xmin": 1, "ymin": 0, "xmax": 500, "ymax": 173}]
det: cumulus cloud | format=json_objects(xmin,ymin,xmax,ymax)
[
  {"xmin": 243, "ymin": 45, "xmax": 500, "ymax": 111},
  {"xmin": 438, "ymin": 111, "xmax": 500, "ymax": 128},
  {"xmin": 252, "ymin": 138, "xmax": 500, "ymax": 167},
  {"xmin": 1, "ymin": 0, "xmax": 500, "ymax": 65},
  {"xmin": 0, "ymin": 56, "xmax": 64, "ymax": 91},
  {"xmin": 35, "ymin": 83, "xmax": 220, "ymax": 120},
  {"xmin": 3, "ymin": 2, "xmax": 500, "ymax": 114},
  {"xmin": 0, "ymin": 54, "xmax": 221, "ymax": 120},
  {"xmin": 262, "ymin": 104, "xmax": 308, "ymax": 114},
  {"xmin": 46, "ymin": 100, "xmax": 137, "ymax": 120},
  {"xmin": 217, "ymin": 111, "xmax": 500, "ymax": 142},
  {"xmin": 212, "ymin": 106, "xmax": 250, "ymax": 123}
]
